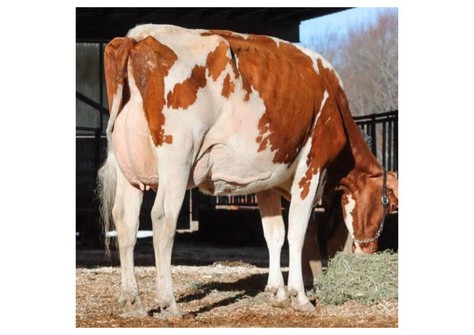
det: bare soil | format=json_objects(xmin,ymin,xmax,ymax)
[{"xmin": 76, "ymin": 237, "xmax": 398, "ymax": 328}]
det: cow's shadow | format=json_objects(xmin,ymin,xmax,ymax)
[{"xmin": 149, "ymin": 270, "xmax": 289, "ymax": 316}]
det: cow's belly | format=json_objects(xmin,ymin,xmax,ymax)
[
  {"xmin": 112, "ymin": 99, "xmax": 158, "ymax": 190},
  {"xmin": 193, "ymin": 140, "xmax": 294, "ymax": 196}
]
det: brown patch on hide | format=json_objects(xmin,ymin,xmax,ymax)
[
  {"xmin": 206, "ymin": 41, "xmax": 229, "ymax": 81},
  {"xmin": 222, "ymin": 73, "xmax": 235, "ymax": 98},
  {"xmin": 166, "ymin": 65, "xmax": 207, "ymax": 110},
  {"xmin": 103, "ymin": 37, "xmax": 135, "ymax": 115},
  {"xmin": 129, "ymin": 36, "xmax": 177, "ymax": 146}
]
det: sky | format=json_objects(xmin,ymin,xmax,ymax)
[{"xmin": 299, "ymin": 7, "xmax": 398, "ymax": 46}]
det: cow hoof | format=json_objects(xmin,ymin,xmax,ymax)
[
  {"xmin": 120, "ymin": 302, "xmax": 148, "ymax": 318},
  {"xmin": 164, "ymin": 303, "xmax": 183, "ymax": 318},
  {"xmin": 119, "ymin": 295, "xmax": 148, "ymax": 318},
  {"xmin": 271, "ymin": 296, "xmax": 291, "ymax": 308},
  {"xmin": 291, "ymin": 300, "xmax": 315, "ymax": 313},
  {"xmin": 152, "ymin": 303, "xmax": 183, "ymax": 319},
  {"xmin": 266, "ymin": 286, "xmax": 290, "ymax": 308}
]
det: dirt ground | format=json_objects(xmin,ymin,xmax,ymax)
[{"xmin": 76, "ymin": 236, "xmax": 398, "ymax": 328}]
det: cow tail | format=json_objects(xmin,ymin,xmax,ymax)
[
  {"xmin": 96, "ymin": 37, "xmax": 134, "ymax": 256},
  {"xmin": 96, "ymin": 145, "xmax": 117, "ymax": 257}
]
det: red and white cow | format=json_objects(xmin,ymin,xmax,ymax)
[{"xmin": 97, "ymin": 24, "xmax": 398, "ymax": 316}]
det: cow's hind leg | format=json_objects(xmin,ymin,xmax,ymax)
[
  {"xmin": 113, "ymin": 168, "xmax": 146, "ymax": 317},
  {"xmin": 257, "ymin": 190, "xmax": 289, "ymax": 307},
  {"xmin": 151, "ymin": 154, "xmax": 191, "ymax": 317}
]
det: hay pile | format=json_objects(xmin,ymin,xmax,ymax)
[{"xmin": 315, "ymin": 251, "xmax": 398, "ymax": 305}]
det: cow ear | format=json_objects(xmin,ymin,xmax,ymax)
[
  {"xmin": 104, "ymin": 37, "xmax": 135, "ymax": 116},
  {"xmin": 386, "ymin": 171, "xmax": 398, "ymax": 212}
]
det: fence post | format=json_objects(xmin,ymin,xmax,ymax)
[
  {"xmin": 394, "ymin": 112, "xmax": 398, "ymax": 172},
  {"xmin": 370, "ymin": 114, "xmax": 377, "ymax": 155},
  {"xmin": 382, "ymin": 121, "xmax": 387, "ymax": 168},
  {"xmin": 99, "ymin": 42, "xmax": 104, "ymax": 135}
]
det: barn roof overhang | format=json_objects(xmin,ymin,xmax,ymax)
[{"xmin": 76, "ymin": 7, "xmax": 350, "ymax": 43}]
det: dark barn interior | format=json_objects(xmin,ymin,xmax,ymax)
[{"xmin": 76, "ymin": 8, "xmax": 349, "ymax": 42}]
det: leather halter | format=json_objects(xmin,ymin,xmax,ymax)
[{"xmin": 352, "ymin": 169, "xmax": 389, "ymax": 245}]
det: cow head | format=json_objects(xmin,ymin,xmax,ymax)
[{"xmin": 339, "ymin": 170, "xmax": 398, "ymax": 254}]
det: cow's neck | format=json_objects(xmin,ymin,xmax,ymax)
[
  {"xmin": 346, "ymin": 121, "xmax": 381, "ymax": 177},
  {"xmin": 326, "ymin": 90, "xmax": 383, "ymax": 193}
]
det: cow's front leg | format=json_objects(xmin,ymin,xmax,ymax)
[
  {"xmin": 286, "ymin": 170, "xmax": 325, "ymax": 312},
  {"xmin": 257, "ymin": 190, "xmax": 290, "ymax": 307},
  {"xmin": 113, "ymin": 169, "xmax": 147, "ymax": 317},
  {"xmin": 287, "ymin": 201, "xmax": 315, "ymax": 312}
]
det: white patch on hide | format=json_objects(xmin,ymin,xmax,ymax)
[{"xmin": 343, "ymin": 194, "xmax": 362, "ymax": 253}]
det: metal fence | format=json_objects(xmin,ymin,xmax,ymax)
[{"xmin": 354, "ymin": 111, "xmax": 398, "ymax": 173}]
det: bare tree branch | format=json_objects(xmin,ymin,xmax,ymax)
[{"xmin": 303, "ymin": 9, "xmax": 398, "ymax": 116}]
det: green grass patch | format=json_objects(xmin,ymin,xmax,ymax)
[{"xmin": 315, "ymin": 251, "xmax": 398, "ymax": 305}]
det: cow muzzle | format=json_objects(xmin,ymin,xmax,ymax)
[{"xmin": 352, "ymin": 240, "xmax": 378, "ymax": 254}]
